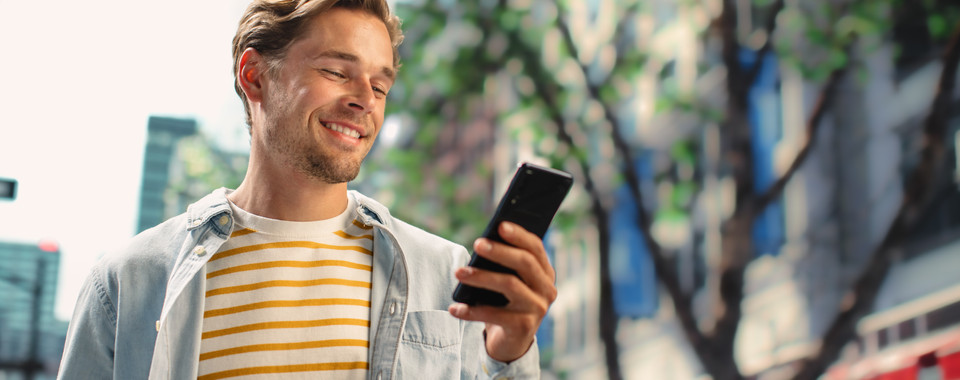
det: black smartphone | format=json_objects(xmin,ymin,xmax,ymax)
[{"xmin": 452, "ymin": 162, "xmax": 574, "ymax": 307}]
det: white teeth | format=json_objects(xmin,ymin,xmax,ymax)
[{"xmin": 324, "ymin": 123, "xmax": 360, "ymax": 138}]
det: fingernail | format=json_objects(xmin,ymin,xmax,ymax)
[
  {"xmin": 451, "ymin": 304, "xmax": 467, "ymax": 316},
  {"xmin": 501, "ymin": 222, "xmax": 514, "ymax": 234},
  {"xmin": 474, "ymin": 239, "xmax": 491, "ymax": 253},
  {"xmin": 458, "ymin": 267, "xmax": 475, "ymax": 276}
]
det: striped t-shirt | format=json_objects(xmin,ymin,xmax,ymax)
[{"xmin": 198, "ymin": 195, "xmax": 374, "ymax": 380}]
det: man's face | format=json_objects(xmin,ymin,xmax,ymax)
[{"xmin": 257, "ymin": 7, "xmax": 395, "ymax": 183}]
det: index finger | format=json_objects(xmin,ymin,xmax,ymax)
[{"xmin": 497, "ymin": 221, "xmax": 554, "ymax": 276}]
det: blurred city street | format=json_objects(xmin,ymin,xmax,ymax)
[{"xmin": 1, "ymin": 0, "xmax": 959, "ymax": 379}]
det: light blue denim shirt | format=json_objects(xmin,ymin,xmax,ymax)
[{"xmin": 58, "ymin": 188, "xmax": 539, "ymax": 379}]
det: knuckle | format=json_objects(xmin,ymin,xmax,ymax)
[
  {"xmin": 519, "ymin": 315, "xmax": 538, "ymax": 333},
  {"xmin": 546, "ymin": 286, "xmax": 558, "ymax": 304},
  {"xmin": 506, "ymin": 276, "xmax": 525, "ymax": 294},
  {"xmin": 519, "ymin": 253, "xmax": 537, "ymax": 271},
  {"xmin": 532, "ymin": 303, "xmax": 548, "ymax": 319}
]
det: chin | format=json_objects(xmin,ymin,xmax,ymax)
[{"xmin": 301, "ymin": 157, "xmax": 362, "ymax": 184}]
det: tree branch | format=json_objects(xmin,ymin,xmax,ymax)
[
  {"xmin": 793, "ymin": 21, "xmax": 960, "ymax": 380},
  {"xmin": 749, "ymin": 48, "xmax": 850, "ymax": 217},
  {"xmin": 551, "ymin": 2, "xmax": 723, "ymax": 374},
  {"xmin": 601, "ymin": 1, "xmax": 642, "ymax": 89},
  {"xmin": 552, "ymin": 0, "xmax": 655, "ymax": 266},
  {"xmin": 498, "ymin": 9, "xmax": 627, "ymax": 378}
]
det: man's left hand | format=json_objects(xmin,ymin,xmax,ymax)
[{"xmin": 448, "ymin": 221, "xmax": 557, "ymax": 362}]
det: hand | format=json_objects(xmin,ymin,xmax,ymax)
[{"xmin": 448, "ymin": 221, "xmax": 557, "ymax": 363}]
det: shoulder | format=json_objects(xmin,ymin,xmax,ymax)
[
  {"xmin": 97, "ymin": 188, "xmax": 230, "ymax": 279},
  {"xmin": 351, "ymin": 190, "xmax": 469, "ymax": 264},
  {"xmin": 73, "ymin": 212, "xmax": 188, "ymax": 321},
  {"xmin": 96, "ymin": 214, "xmax": 188, "ymax": 284}
]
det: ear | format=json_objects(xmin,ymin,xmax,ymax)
[{"xmin": 237, "ymin": 47, "xmax": 266, "ymax": 103}]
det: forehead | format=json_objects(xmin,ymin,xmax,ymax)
[{"xmin": 288, "ymin": 7, "xmax": 393, "ymax": 69}]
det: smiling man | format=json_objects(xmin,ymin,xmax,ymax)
[{"xmin": 57, "ymin": 1, "xmax": 552, "ymax": 379}]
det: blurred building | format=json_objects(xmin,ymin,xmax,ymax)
[
  {"xmin": 137, "ymin": 116, "xmax": 199, "ymax": 232},
  {"xmin": 539, "ymin": 1, "xmax": 960, "ymax": 379},
  {"xmin": 136, "ymin": 116, "xmax": 247, "ymax": 232},
  {"xmin": 735, "ymin": 2, "xmax": 960, "ymax": 377},
  {"xmin": 0, "ymin": 240, "xmax": 68, "ymax": 380}
]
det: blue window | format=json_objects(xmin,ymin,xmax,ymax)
[
  {"xmin": 741, "ymin": 48, "xmax": 786, "ymax": 256},
  {"xmin": 609, "ymin": 157, "xmax": 659, "ymax": 318}
]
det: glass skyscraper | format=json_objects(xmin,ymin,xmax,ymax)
[
  {"xmin": 0, "ymin": 240, "xmax": 67, "ymax": 379},
  {"xmin": 137, "ymin": 116, "xmax": 198, "ymax": 233}
]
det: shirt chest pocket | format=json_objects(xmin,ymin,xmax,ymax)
[{"xmin": 396, "ymin": 310, "xmax": 462, "ymax": 378}]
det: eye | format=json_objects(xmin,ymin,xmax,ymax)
[
  {"xmin": 373, "ymin": 86, "xmax": 388, "ymax": 96},
  {"xmin": 321, "ymin": 69, "xmax": 346, "ymax": 79}
]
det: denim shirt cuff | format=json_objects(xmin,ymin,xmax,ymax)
[{"xmin": 481, "ymin": 337, "xmax": 540, "ymax": 379}]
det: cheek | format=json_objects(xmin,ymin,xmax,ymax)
[{"xmin": 372, "ymin": 115, "xmax": 385, "ymax": 136}]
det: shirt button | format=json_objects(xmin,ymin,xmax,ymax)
[
  {"xmin": 191, "ymin": 219, "xmax": 202, "ymax": 227},
  {"xmin": 193, "ymin": 246, "xmax": 206, "ymax": 257},
  {"xmin": 218, "ymin": 215, "xmax": 230, "ymax": 226},
  {"xmin": 155, "ymin": 320, "xmax": 160, "ymax": 331},
  {"xmin": 389, "ymin": 302, "xmax": 396, "ymax": 315}
]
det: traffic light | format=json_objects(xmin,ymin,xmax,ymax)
[{"xmin": 0, "ymin": 177, "xmax": 16, "ymax": 200}]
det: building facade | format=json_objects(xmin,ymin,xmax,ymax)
[
  {"xmin": 136, "ymin": 115, "xmax": 247, "ymax": 232},
  {"xmin": 137, "ymin": 116, "xmax": 199, "ymax": 233},
  {"xmin": 541, "ymin": 0, "xmax": 960, "ymax": 379},
  {"xmin": 0, "ymin": 240, "xmax": 67, "ymax": 380}
]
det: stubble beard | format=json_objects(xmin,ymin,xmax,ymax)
[
  {"xmin": 299, "ymin": 149, "xmax": 364, "ymax": 184},
  {"xmin": 265, "ymin": 113, "xmax": 369, "ymax": 185}
]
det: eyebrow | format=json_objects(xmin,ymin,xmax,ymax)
[{"xmin": 314, "ymin": 50, "xmax": 395, "ymax": 81}]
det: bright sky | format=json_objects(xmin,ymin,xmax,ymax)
[{"xmin": 0, "ymin": 0, "xmax": 253, "ymax": 320}]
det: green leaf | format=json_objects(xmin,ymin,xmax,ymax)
[
  {"xmin": 828, "ymin": 49, "xmax": 848, "ymax": 70},
  {"xmin": 671, "ymin": 182, "xmax": 697, "ymax": 208},
  {"xmin": 928, "ymin": 14, "xmax": 948, "ymax": 38},
  {"xmin": 599, "ymin": 84, "xmax": 619, "ymax": 104},
  {"xmin": 805, "ymin": 27, "xmax": 829, "ymax": 47},
  {"xmin": 670, "ymin": 141, "xmax": 695, "ymax": 164}
]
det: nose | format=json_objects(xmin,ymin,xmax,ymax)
[{"xmin": 342, "ymin": 79, "xmax": 377, "ymax": 114}]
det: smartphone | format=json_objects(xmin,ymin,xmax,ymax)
[{"xmin": 452, "ymin": 162, "xmax": 574, "ymax": 307}]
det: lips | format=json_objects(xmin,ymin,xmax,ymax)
[{"xmin": 321, "ymin": 122, "xmax": 362, "ymax": 139}]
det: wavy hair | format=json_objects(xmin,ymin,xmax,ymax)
[{"xmin": 232, "ymin": 0, "xmax": 403, "ymax": 126}]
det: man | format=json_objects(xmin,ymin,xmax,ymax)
[{"xmin": 58, "ymin": 0, "xmax": 555, "ymax": 379}]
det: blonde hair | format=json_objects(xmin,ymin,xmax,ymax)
[{"xmin": 232, "ymin": 0, "xmax": 404, "ymax": 126}]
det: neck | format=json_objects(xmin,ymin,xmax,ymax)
[{"xmin": 228, "ymin": 156, "xmax": 350, "ymax": 222}]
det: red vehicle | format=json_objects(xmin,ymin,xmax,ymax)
[{"xmin": 826, "ymin": 283, "xmax": 960, "ymax": 380}]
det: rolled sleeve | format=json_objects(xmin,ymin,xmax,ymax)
[{"xmin": 481, "ymin": 338, "xmax": 541, "ymax": 380}]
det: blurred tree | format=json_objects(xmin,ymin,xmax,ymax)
[
  {"xmin": 167, "ymin": 133, "xmax": 247, "ymax": 217},
  {"xmin": 368, "ymin": 0, "xmax": 960, "ymax": 378}
]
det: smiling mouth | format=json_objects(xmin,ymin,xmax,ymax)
[{"xmin": 322, "ymin": 122, "xmax": 361, "ymax": 139}]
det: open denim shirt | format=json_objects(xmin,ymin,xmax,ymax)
[{"xmin": 58, "ymin": 188, "xmax": 539, "ymax": 379}]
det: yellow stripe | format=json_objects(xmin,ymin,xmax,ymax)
[
  {"xmin": 203, "ymin": 298, "xmax": 370, "ymax": 318},
  {"xmin": 198, "ymin": 361, "xmax": 368, "ymax": 380},
  {"xmin": 206, "ymin": 278, "xmax": 371, "ymax": 297},
  {"xmin": 334, "ymin": 230, "xmax": 374, "ymax": 241},
  {"xmin": 199, "ymin": 339, "xmax": 368, "ymax": 361},
  {"xmin": 202, "ymin": 318, "xmax": 369, "ymax": 339},
  {"xmin": 351, "ymin": 220, "xmax": 373, "ymax": 230},
  {"xmin": 207, "ymin": 260, "xmax": 372, "ymax": 279},
  {"xmin": 229, "ymin": 228, "xmax": 257, "ymax": 238},
  {"xmin": 210, "ymin": 241, "xmax": 372, "ymax": 262}
]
